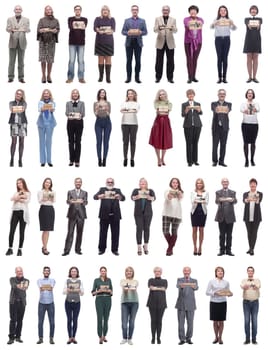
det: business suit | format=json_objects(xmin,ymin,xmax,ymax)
[
  {"xmin": 181, "ymin": 101, "xmax": 202, "ymax": 165},
  {"xmin": 211, "ymin": 101, "xmax": 232, "ymax": 164},
  {"xmin": 94, "ymin": 187, "xmax": 125, "ymax": 254},
  {"xmin": 243, "ymin": 191, "xmax": 262, "ymax": 253},
  {"xmin": 6, "ymin": 15, "xmax": 30, "ymax": 80},
  {"xmin": 121, "ymin": 16, "xmax": 147, "ymax": 81},
  {"xmin": 215, "ymin": 188, "xmax": 237, "ymax": 254},
  {"xmin": 175, "ymin": 277, "xmax": 198, "ymax": 343},
  {"xmin": 63, "ymin": 188, "xmax": 88, "ymax": 254},
  {"xmin": 154, "ymin": 16, "xmax": 177, "ymax": 82}
]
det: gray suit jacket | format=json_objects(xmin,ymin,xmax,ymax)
[
  {"xmin": 175, "ymin": 277, "xmax": 198, "ymax": 311},
  {"xmin": 6, "ymin": 16, "xmax": 30, "ymax": 49},
  {"xmin": 154, "ymin": 16, "xmax": 177, "ymax": 49},
  {"xmin": 215, "ymin": 188, "xmax": 237, "ymax": 223},
  {"xmin": 67, "ymin": 189, "xmax": 88, "ymax": 219}
]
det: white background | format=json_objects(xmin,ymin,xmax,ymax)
[{"xmin": 1, "ymin": 0, "xmax": 268, "ymax": 349}]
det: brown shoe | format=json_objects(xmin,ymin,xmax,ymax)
[
  {"xmin": 66, "ymin": 79, "xmax": 73, "ymax": 83},
  {"xmin": 79, "ymin": 78, "xmax": 86, "ymax": 83}
]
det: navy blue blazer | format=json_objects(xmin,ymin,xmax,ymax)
[{"xmin": 121, "ymin": 17, "xmax": 147, "ymax": 47}]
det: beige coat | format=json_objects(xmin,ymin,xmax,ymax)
[
  {"xmin": 154, "ymin": 16, "xmax": 177, "ymax": 49},
  {"xmin": 6, "ymin": 16, "xmax": 30, "ymax": 49}
]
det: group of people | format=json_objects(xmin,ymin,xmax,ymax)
[
  {"xmin": 8, "ymin": 87, "xmax": 260, "ymax": 168},
  {"xmin": 6, "ymin": 4, "xmax": 262, "ymax": 83},
  {"xmin": 5, "ymin": 176, "xmax": 262, "ymax": 258},
  {"xmin": 7, "ymin": 265, "xmax": 261, "ymax": 346}
]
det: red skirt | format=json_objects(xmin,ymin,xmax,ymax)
[{"xmin": 149, "ymin": 114, "xmax": 173, "ymax": 150}]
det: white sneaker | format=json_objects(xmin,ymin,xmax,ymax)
[
  {"xmin": 128, "ymin": 339, "xmax": 133, "ymax": 345},
  {"xmin": 120, "ymin": 339, "xmax": 127, "ymax": 344}
]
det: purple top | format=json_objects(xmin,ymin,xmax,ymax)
[{"xmin": 183, "ymin": 16, "xmax": 204, "ymax": 44}]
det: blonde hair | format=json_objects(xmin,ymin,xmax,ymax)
[
  {"xmin": 125, "ymin": 266, "xmax": 135, "ymax": 278},
  {"xmin": 41, "ymin": 89, "xmax": 54, "ymax": 101},
  {"xmin": 195, "ymin": 178, "xmax": 205, "ymax": 192},
  {"xmin": 101, "ymin": 5, "xmax": 111, "ymax": 18},
  {"xmin": 139, "ymin": 177, "xmax": 148, "ymax": 189},
  {"xmin": 155, "ymin": 89, "xmax": 168, "ymax": 102}
]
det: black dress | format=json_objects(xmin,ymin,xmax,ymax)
[
  {"xmin": 243, "ymin": 17, "xmax": 262, "ymax": 53},
  {"xmin": 39, "ymin": 205, "xmax": 55, "ymax": 231},
  {"xmin": 191, "ymin": 203, "xmax": 207, "ymax": 227}
]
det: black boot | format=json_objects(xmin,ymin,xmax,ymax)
[
  {"xmin": 102, "ymin": 158, "xmax": 106, "ymax": 167},
  {"xmin": 105, "ymin": 64, "xmax": 111, "ymax": 83},
  {"xmin": 98, "ymin": 64, "xmax": 104, "ymax": 82}
]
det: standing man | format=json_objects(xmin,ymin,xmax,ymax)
[
  {"xmin": 121, "ymin": 5, "xmax": 147, "ymax": 83},
  {"xmin": 154, "ymin": 6, "xmax": 177, "ymax": 83},
  {"xmin": 62, "ymin": 177, "xmax": 88, "ymax": 256},
  {"xmin": 211, "ymin": 89, "xmax": 232, "ymax": 167},
  {"xmin": 6, "ymin": 5, "xmax": 30, "ymax": 83},
  {"xmin": 94, "ymin": 178, "xmax": 125, "ymax": 255},
  {"xmin": 240, "ymin": 266, "xmax": 261, "ymax": 345},
  {"xmin": 7, "ymin": 267, "xmax": 29, "ymax": 345},
  {"xmin": 215, "ymin": 178, "xmax": 237, "ymax": 256},
  {"xmin": 175, "ymin": 267, "xmax": 198, "ymax": 345},
  {"xmin": 37, "ymin": 267, "xmax": 55, "ymax": 345},
  {"xmin": 66, "ymin": 5, "xmax": 88, "ymax": 83}
]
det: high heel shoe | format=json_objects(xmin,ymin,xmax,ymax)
[
  {"xmin": 143, "ymin": 245, "xmax": 149, "ymax": 255},
  {"xmin": 42, "ymin": 247, "xmax": 50, "ymax": 255}
]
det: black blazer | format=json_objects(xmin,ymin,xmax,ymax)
[
  {"xmin": 211, "ymin": 101, "xmax": 232, "ymax": 132},
  {"xmin": 94, "ymin": 187, "xmax": 125, "ymax": 220},
  {"xmin": 131, "ymin": 188, "xmax": 155, "ymax": 216},
  {"xmin": 66, "ymin": 189, "xmax": 88, "ymax": 219},
  {"xmin": 181, "ymin": 101, "xmax": 202, "ymax": 128},
  {"xmin": 243, "ymin": 191, "xmax": 262, "ymax": 223}
]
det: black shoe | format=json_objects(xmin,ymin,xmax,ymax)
[
  {"xmin": 179, "ymin": 341, "xmax": 185, "ymax": 345},
  {"xmin": 69, "ymin": 162, "xmax": 73, "ymax": 166},
  {"xmin": 72, "ymin": 339, "xmax": 77, "ymax": 344},
  {"xmin": 17, "ymin": 249, "xmax": 22, "ymax": 256},
  {"xmin": 48, "ymin": 163, "xmax": 53, "ymax": 167},
  {"xmin": 62, "ymin": 252, "xmax": 69, "ymax": 256},
  {"xmin": 222, "ymin": 78, "xmax": 228, "ymax": 83},
  {"xmin": 245, "ymin": 160, "xmax": 249, "ymax": 167},
  {"xmin": 252, "ymin": 340, "xmax": 257, "ymax": 344},
  {"xmin": 151, "ymin": 339, "xmax": 155, "ymax": 344},
  {"xmin": 217, "ymin": 78, "xmax": 222, "ymax": 84},
  {"xmin": 41, "ymin": 163, "xmax": 45, "ymax": 167},
  {"xmin": 102, "ymin": 158, "xmax": 106, "ymax": 167},
  {"xmin": 19, "ymin": 79, "xmax": 25, "ymax": 83},
  {"xmin": 192, "ymin": 78, "xmax": 198, "ymax": 82},
  {"xmin": 212, "ymin": 162, "xmax": 217, "ymax": 166},
  {"xmin": 168, "ymin": 79, "xmax": 174, "ymax": 83},
  {"xmin": 135, "ymin": 79, "xmax": 142, "ymax": 83},
  {"xmin": 252, "ymin": 78, "xmax": 259, "ymax": 83},
  {"xmin": 98, "ymin": 159, "xmax": 102, "ymax": 167},
  {"xmin": 18, "ymin": 160, "xmax": 22, "ymax": 167},
  {"xmin": 246, "ymin": 250, "xmax": 250, "ymax": 254},
  {"xmin": 6, "ymin": 248, "xmax": 13, "ymax": 255},
  {"xmin": 112, "ymin": 251, "xmax": 119, "ymax": 256},
  {"xmin": 217, "ymin": 251, "xmax": 224, "ymax": 256},
  {"xmin": 243, "ymin": 340, "xmax": 250, "ymax": 345},
  {"xmin": 15, "ymin": 338, "xmax": 23, "ymax": 343},
  {"xmin": 194, "ymin": 162, "xmax": 199, "ymax": 166},
  {"xmin": 188, "ymin": 163, "xmax": 192, "ymax": 167},
  {"xmin": 187, "ymin": 79, "xmax": 192, "ymax": 84},
  {"xmin": 219, "ymin": 162, "xmax": 227, "ymax": 167},
  {"xmin": 10, "ymin": 159, "xmax": 14, "ymax": 167},
  {"xmin": 75, "ymin": 251, "xmax": 82, "ymax": 255},
  {"xmin": 251, "ymin": 159, "xmax": 255, "ymax": 166},
  {"xmin": 98, "ymin": 250, "xmax": 105, "ymax": 255},
  {"xmin": 67, "ymin": 340, "xmax": 72, "ymax": 345},
  {"xmin": 130, "ymin": 159, "xmax": 135, "ymax": 167},
  {"xmin": 155, "ymin": 79, "xmax": 160, "ymax": 83},
  {"xmin": 49, "ymin": 338, "xmax": 55, "ymax": 344},
  {"xmin": 125, "ymin": 79, "xmax": 131, "ymax": 83},
  {"xmin": 249, "ymin": 250, "xmax": 254, "ymax": 256},
  {"xmin": 226, "ymin": 251, "xmax": 235, "ymax": 256},
  {"xmin": 47, "ymin": 78, "xmax": 52, "ymax": 84},
  {"xmin": 187, "ymin": 340, "xmax": 193, "ymax": 344},
  {"xmin": 8, "ymin": 78, "xmax": 14, "ymax": 83},
  {"xmin": 246, "ymin": 78, "xmax": 252, "ymax": 83},
  {"xmin": 37, "ymin": 338, "xmax": 43, "ymax": 344},
  {"xmin": 123, "ymin": 159, "xmax": 127, "ymax": 167},
  {"xmin": 157, "ymin": 338, "xmax": 161, "ymax": 344}
]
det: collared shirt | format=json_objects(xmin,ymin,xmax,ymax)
[
  {"xmin": 206, "ymin": 278, "xmax": 230, "ymax": 303},
  {"xmin": 241, "ymin": 278, "xmax": 261, "ymax": 300},
  {"xmin": 37, "ymin": 277, "xmax": 55, "ymax": 304}
]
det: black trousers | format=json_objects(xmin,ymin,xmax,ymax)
[
  {"xmin": 212, "ymin": 126, "xmax": 228, "ymax": 163},
  {"xmin": 184, "ymin": 126, "xmax": 201, "ymax": 165},
  {"xmin": 218, "ymin": 221, "xmax": 233, "ymax": 253},
  {"xmin": 246, "ymin": 221, "xmax": 260, "ymax": 250},
  {"xmin": 135, "ymin": 214, "xmax": 152, "ymax": 244},
  {"xmin": 155, "ymin": 43, "xmax": 174, "ymax": 81},
  {"xmin": 67, "ymin": 119, "xmax": 84, "ymax": 163},
  {"xmin": 126, "ymin": 39, "xmax": 142, "ymax": 80},
  {"xmin": 9, "ymin": 301, "xmax": 25, "ymax": 340},
  {"xmin": 215, "ymin": 36, "xmax": 230, "ymax": 79},
  {"xmin": 149, "ymin": 306, "xmax": 166, "ymax": 340},
  {"xmin": 9, "ymin": 210, "xmax": 26, "ymax": 248},
  {"xmin": 98, "ymin": 217, "xmax": 120, "ymax": 253},
  {"xmin": 64, "ymin": 216, "xmax": 85, "ymax": 253},
  {"xmin": 121, "ymin": 124, "xmax": 138, "ymax": 160}
]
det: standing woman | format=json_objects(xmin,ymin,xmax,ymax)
[
  {"xmin": 243, "ymin": 178, "xmax": 262, "ymax": 255},
  {"xmin": 91, "ymin": 267, "xmax": 113, "ymax": 344},
  {"xmin": 240, "ymin": 89, "xmax": 259, "ymax": 167},
  {"xmin": 37, "ymin": 89, "xmax": 57, "ymax": 167},
  {"xmin": 9, "ymin": 89, "xmax": 27, "ymax": 167},
  {"xmin": 206, "ymin": 267, "xmax": 233, "ymax": 345},
  {"xmin": 38, "ymin": 177, "xmax": 55, "ymax": 255},
  {"xmin": 147, "ymin": 267, "xmax": 168, "ymax": 344},
  {"xmin": 162, "ymin": 178, "xmax": 183, "ymax": 256},
  {"xmin": 37, "ymin": 5, "xmax": 60, "ymax": 83},
  {"xmin": 120, "ymin": 89, "xmax": 139, "ymax": 167},
  {"xmin": 63, "ymin": 267, "xmax": 84, "ymax": 344},
  {"xmin": 210, "ymin": 6, "xmax": 237, "ymax": 83},
  {"xmin": 94, "ymin": 5, "xmax": 116, "ymax": 83},
  {"xmin": 120, "ymin": 267, "xmax": 139, "ymax": 345},
  {"xmin": 183, "ymin": 5, "xmax": 204, "ymax": 83},
  {"xmin": 131, "ymin": 178, "xmax": 155, "ymax": 255},
  {"xmin": 6, "ymin": 178, "xmax": 30, "ymax": 256},
  {"xmin": 181, "ymin": 89, "xmax": 202, "ymax": 166},
  {"xmin": 243, "ymin": 5, "xmax": 262, "ymax": 83},
  {"xmin": 66, "ymin": 89, "xmax": 85, "ymax": 167},
  {"xmin": 191, "ymin": 178, "xmax": 208, "ymax": 256},
  {"xmin": 149, "ymin": 89, "xmax": 173, "ymax": 166},
  {"xmin": 94, "ymin": 89, "xmax": 111, "ymax": 167}
]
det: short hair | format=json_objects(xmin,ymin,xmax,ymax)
[
  {"xmin": 101, "ymin": 5, "xmax": 111, "ymax": 18},
  {"xmin": 74, "ymin": 5, "xmax": 82, "ymax": 10},
  {"xmin": 188, "ymin": 5, "xmax": 199, "ymax": 13},
  {"xmin": 125, "ymin": 266, "xmax": 135, "ymax": 278},
  {"xmin": 131, "ymin": 5, "xmax": 139, "ymax": 10},
  {"xmin": 245, "ymin": 89, "xmax": 255, "ymax": 99},
  {"xmin": 247, "ymin": 266, "xmax": 255, "ymax": 272},
  {"xmin": 68, "ymin": 266, "xmax": 80, "ymax": 278},
  {"xmin": 186, "ymin": 89, "xmax": 195, "ymax": 96},
  {"xmin": 43, "ymin": 266, "xmax": 51, "ymax": 272},
  {"xmin": 249, "ymin": 5, "xmax": 259, "ymax": 14},
  {"xmin": 215, "ymin": 266, "xmax": 224, "ymax": 277},
  {"xmin": 71, "ymin": 89, "xmax": 80, "ymax": 100},
  {"xmin": 249, "ymin": 178, "xmax": 258, "ymax": 185}
]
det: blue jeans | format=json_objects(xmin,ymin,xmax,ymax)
[
  {"xmin": 38, "ymin": 302, "xmax": 55, "ymax": 338},
  {"xmin": 95, "ymin": 117, "xmax": 112, "ymax": 160},
  {"xmin": 121, "ymin": 302, "xmax": 139, "ymax": 340},
  {"xmin": 67, "ymin": 45, "xmax": 85, "ymax": 80},
  {"xmin": 65, "ymin": 301, "xmax": 81, "ymax": 338},
  {"xmin": 38, "ymin": 126, "xmax": 54, "ymax": 164},
  {"xmin": 243, "ymin": 299, "xmax": 259, "ymax": 341}
]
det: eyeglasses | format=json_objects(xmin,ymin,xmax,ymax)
[{"xmin": 107, "ymin": 181, "xmax": 114, "ymax": 184}]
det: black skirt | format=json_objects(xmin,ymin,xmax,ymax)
[
  {"xmin": 241, "ymin": 123, "xmax": 258, "ymax": 144},
  {"xmin": 191, "ymin": 203, "xmax": 207, "ymax": 227},
  {"xmin": 39, "ymin": 205, "xmax": 55, "ymax": 231},
  {"xmin": 210, "ymin": 301, "xmax": 227, "ymax": 321}
]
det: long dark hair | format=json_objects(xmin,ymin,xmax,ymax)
[
  {"xmin": 42, "ymin": 177, "xmax": 53, "ymax": 190},
  {"xmin": 97, "ymin": 89, "xmax": 107, "ymax": 101},
  {"xmin": 217, "ymin": 6, "xmax": 229, "ymax": 19},
  {"xmin": 16, "ymin": 178, "xmax": 29, "ymax": 192}
]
